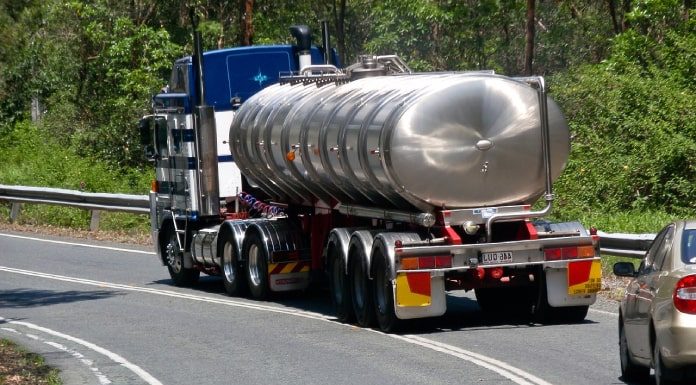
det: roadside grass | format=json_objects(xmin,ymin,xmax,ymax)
[{"xmin": 0, "ymin": 339, "xmax": 62, "ymax": 385}]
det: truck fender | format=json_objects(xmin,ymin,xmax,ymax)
[
  {"xmin": 325, "ymin": 228, "xmax": 362, "ymax": 274},
  {"xmin": 347, "ymin": 230, "xmax": 382, "ymax": 280},
  {"xmin": 217, "ymin": 219, "xmax": 263, "ymax": 266},
  {"xmin": 158, "ymin": 216, "xmax": 193, "ymax": 269},
  {"xmin": 370, "ymin": 232, "xmax": 424, "ymax": 281},
  {"xmin": 242, "ymin": 219, "xmax": 303, "ymax": 263}
]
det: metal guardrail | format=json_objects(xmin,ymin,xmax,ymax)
[
  {"xmin": 0, "ymin": 184, "xmax": 657, "ymax": 256},
  {"xmin": 597, "ymin": 230, "xmax": 655, "ymax": 259},
  {"xmin": 0, "ymin": 184, "xmax": 149, "ymax": 231}
]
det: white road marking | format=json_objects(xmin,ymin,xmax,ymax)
[
  {"xmin": 0, "ymin": 315, "xmax": 162, "ymax": 385},
  {"xmin": 1, "ymin": 265, "xmax": 552, "ymax": 385},
  {"xmin": 0, "ymin": 233, "xmax": 154, "ymax": 255},
  {"xmin": 1, "ymin": 326, "xmax": 112, "ymax": 384}
]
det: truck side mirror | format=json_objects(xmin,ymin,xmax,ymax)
[
  {"xmin": 139, "ymin": 116, "xmax": 168, "ymax": 162},
  {"xmin": 138, "ymin": 116, "xmax": 157, "ymax": 161}
]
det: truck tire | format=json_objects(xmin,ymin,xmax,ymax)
[
  {"xmin": 162, "ymin": 226, "xmax": 199, "ymax": 286},
  {"xmin": 220, "ymin": 233, "xmax": 246, "ymax": 297},
  {"xmin": 372, "ymin": 250, "xmax": 400, "ymax": 333},
  {"xmin": 475, "ymin": 287, "xmax": 532, "ymax": 317},
  {"xmin": 533, "ymin": 270, "xmax": 588, "ymax": 324},
  {"xmin": 329, "ymin": 246, "xmax": 354, "ymax": 323},
  {"xmin": 243, "ymin": 231, "xmax": 269, "ymax": 300},
  {"xmin": 349, "ymin": 250, "xmax": 375, "ymax": 327}
]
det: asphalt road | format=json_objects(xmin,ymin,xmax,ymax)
[{"xmin": 0, "ymin": 230, "xmax": 635, "ymax": 385}]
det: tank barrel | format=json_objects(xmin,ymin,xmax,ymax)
[{"xmin": 230, "ymin": 71, "xmax": 570, "ymax": 213}]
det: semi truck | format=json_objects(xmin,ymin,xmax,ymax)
[{"xmin": 139, "ymin": 21, "xmax": 601, "ymax": 332}]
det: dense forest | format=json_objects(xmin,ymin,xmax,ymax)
[{"xmin": 0, "ymin": 0, "xmax": 694, "ymax": 231}]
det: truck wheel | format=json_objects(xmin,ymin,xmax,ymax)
[
  {"xmin": 329, "ymin": 247, "xmax": 354, "ymax": 323},
  {"xmin": 532, "ymin": 271, "xmax": 588, "ymax": 324},
  {"xmin": 475, "ymin": 287, "xmax": 531, "ymax": 317},
  {"xmin": 349, "ymin": 251, "xmax": 375, "ymax": 327},
  {"xmin": 372, "ymin": 250, "xmax": 400, "ymax": 333},
  {"xmin": 243, "ymin": 231, "xmax": 269, "ymax": 300},
  {"xmin": 220, "ymin": 233, "xmax": 246, "ymax": 297},
  {"xmin": 162, "ymin": 227, "xmax": 199, "ymax": 286},
  {"xmin": 619, "ymin": 322, "xmax": 649, "ymax": 382}
]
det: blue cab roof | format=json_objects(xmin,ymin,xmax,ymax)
[{"xmin": 160, "ymin": 44, "xmax": 334, "ymax": 112}]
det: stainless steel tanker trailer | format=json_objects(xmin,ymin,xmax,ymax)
[{"xmin": 140, "ymin": 23, "xmax": 601, "ymax": 332}]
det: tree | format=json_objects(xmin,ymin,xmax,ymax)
[{"xmin": 524, "ymin": 0, "xmax": 535, "ymax": 75}]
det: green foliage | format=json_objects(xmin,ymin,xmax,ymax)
[
  {"xmin": 0, "ymin": 121, "xmax": 152, "ymax": 230},
  {"xmin": 0, "ymin": 0, "xmax": 694, "ymax": 235},
  {"xmin": 551, "ymin": 16, "xmax": 696, "ymax": 222}
]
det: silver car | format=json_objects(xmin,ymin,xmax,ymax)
[{"xmin": 614, "ymin": 220, "xmax": 696, "ymax": 385}]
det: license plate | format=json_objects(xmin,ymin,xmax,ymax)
[{"xmin": 481, "ymin": 251, "xmax": 513, "ymax": 264}]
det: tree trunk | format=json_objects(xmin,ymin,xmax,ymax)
[
  {"xmin": 622, "ymin": 0, "xmax": 631, "ymax": 30},
  {"xmin": 607, "ymin": 0, "xmax": 621, "ymax": 34},
  {"xmin": 332, "ymin": 0, "xmax": 347, "ymax": 64},
  {"xmin": 524, "ymin": 0, "xmax": 535, "ymax": 76},
  {"xmin": 685, "ymin": 0, "xmax": 693, "ymax": 21},
  {"xmin": 239, "ymin": 0, "xmax": 254, "ymax": 46}
]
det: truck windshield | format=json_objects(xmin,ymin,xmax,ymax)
[{"xmin": 683, "ymin": 229, "xmax": 696, "ymax": 264}]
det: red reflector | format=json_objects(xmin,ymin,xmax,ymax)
[
  {"xmin": 544, "ymin": 248, "xmax": 562, "ymax": 261},
  {"xmin": 564, "ymin": 247, "xmax": 578, "ymax": 259},
  {"xmin": 419, "ymin": 256, "xmax": 435, "ymax": 269},
  {"xmin": 544, "ymin": 246, "xmax": 590, "ymax": 261},
  {"xmin": 489, "ymin": 267, "xmax": 504, "ymax": 279},
  {"xmin": 674, "ymin": 275, "xmax": 696, "ymax": 315},
  {"xmin": 435, "ymin": 256, "xmax": 452, "ymax": 268}
]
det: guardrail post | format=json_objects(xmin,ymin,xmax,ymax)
[
  {"xmin": 9, "ymin": 202, "xmax": 22, "ymax": 223},
  {"xmin": 90, "ymin": 210, "xmax": 100, "ymax": 232}
]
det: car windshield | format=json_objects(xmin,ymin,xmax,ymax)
[{"xmin": 683, "ymin": 229, "xmax": 696, "ymax": 264}]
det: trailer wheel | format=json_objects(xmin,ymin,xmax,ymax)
[
  {"xmin": 475, "ymin": 287, "xmax": 532, "ymax": 317},
  {"xmin": 349, "ymin": 250, "xmax": 374, "ymax": 327},
  {"xmin": 220, "ymin": 233, "xmax": 246, "ymax": 297},
  {"xmin": 329, "ymin": 246, "xmax": 354, "ymax": 323},
  {"xmin": 372, "ymin": 250, "xmax": 399, "ymax": 333},
  {"xmin": 162, "ymin": 226, "xmax": 199, "ymax": 286},
  {"xmin": 533, "ymin": 271, "xmax": 589, "ymax": 324},
  {"xmin": 243, "ymin": 231, "xmax": 269, "ymax": 300}
]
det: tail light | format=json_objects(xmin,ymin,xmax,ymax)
[
  {"xmin": 674, "ymin": 275, "xmax": 696, "ymax": 315},
  {"xmin": 544, "ymin": 245, "xmax": 595, "ymax": 261},
  {"xmin": 151, "ymin": 179, "xmax": 159, "ymax": 193},
  {"xmin": 401, "ymin": 256, "xmax": 452, "ymax": 270}
]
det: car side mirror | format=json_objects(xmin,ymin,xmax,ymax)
[{"xmin": 613, "ymin": 262, "xmax": 637, "ymax": 277}]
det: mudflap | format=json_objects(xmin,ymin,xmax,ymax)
[
  {"xmin": 394, "ymin": 271, "xmax": 447, "ymax": 320},
  {"xmin": 268, "ymin": 261, "xmax": 311, "ymax": 292},
  {"xmin": 545, "ymin": 260, "xmax": 601, "ymax": 307}
]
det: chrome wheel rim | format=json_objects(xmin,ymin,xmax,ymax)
[
  {"xmin": 248, "ymin": 244, "xmax": 261, "ymax": 287},
  {"xmin": 166, "ymin": 235, "xmax": 182, "ymax": 273},
  {"xmin": 223, "ymin": 242, "xmax": 235, "ymax": 284}
]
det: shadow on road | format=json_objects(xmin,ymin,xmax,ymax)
[
  {"xmin": 149, "ymin": 275, "xmax": 599, "ymax": 334},
  {"xmin": 0, "ymin": 288, "xmax": 123, "ymax": 308}
]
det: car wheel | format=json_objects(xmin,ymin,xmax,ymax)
[
  {"xmin": 654, "ymin": 341, "xmax": 682, "ymax": 385},
  {"xmin": 619, "ymin": 323, "xmax": 649, "ymax": 381}
]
